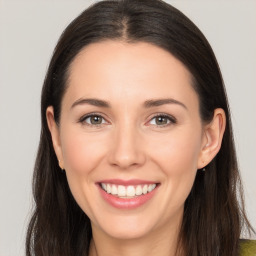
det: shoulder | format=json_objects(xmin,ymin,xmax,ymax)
[{"xmin": 239, "ymin": 239, "xmax": 256, "ymax": 256}]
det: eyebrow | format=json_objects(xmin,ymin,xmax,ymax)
[
  {"xmin": 71, "ymin": 98, "xmax": 187, "ymax": 110},
  {"xmin": 143, "ymin": 98, "xmax": 187, "ymax": 109},
  {"xmin": 71, "ymin": 98, "xmax": 110, "ymax": 109}
]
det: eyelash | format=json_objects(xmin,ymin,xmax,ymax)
[
  {"xmin": 78, "ymin": 112, "xmax": 177, "ymax": 128},
  {"xmin": 78, "ymin": 112, "xmax": 107, "ymax": 127},
  {"xmin": 148, "ymin": 113, "xmax": 177, "ymax": 127}
]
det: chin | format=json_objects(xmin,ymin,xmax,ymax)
[
  {"xmin": 101, "ymin": 226, "xmax": 153, "ymax": 240},
  {"xmin": 91, "ymin": 213, "xmax": 158, "ymax": 240}
]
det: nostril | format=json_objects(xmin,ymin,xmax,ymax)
[{"xmin": 109, "ymin": 154, "xmax": 146, "ymax": 169}]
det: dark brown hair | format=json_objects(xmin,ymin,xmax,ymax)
[{"xmin": 26, "ymin": 0, "xmax": 255, "ymax": 255}]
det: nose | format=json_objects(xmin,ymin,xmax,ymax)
[{"xmin": 108, "ymin": 124, "xmax": 146, "ymax": 170}]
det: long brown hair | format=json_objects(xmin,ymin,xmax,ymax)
[{"xmin": 26, "ymin": 0, "xmax": 255, "ymax": 255}]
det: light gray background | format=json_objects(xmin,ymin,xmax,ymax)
[{"xmin": 0, "ymin": 1, "xmax": 255, "ymax": 255}]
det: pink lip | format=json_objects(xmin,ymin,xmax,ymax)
[
  {"xmin": 97, "ymin": 179, "xmax": 157, "ymax": 186},
  {"xmin": 97, "ymin": 180, "xmax": 159, "ymax": 210}
]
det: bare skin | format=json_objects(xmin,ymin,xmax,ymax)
[{"xmin": 47, "ymin": 41, "xmax": 226, "ymax": 256}]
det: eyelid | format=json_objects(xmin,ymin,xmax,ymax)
[
  {"xmin": 147, "ymin": 113, "xmax": 177, "ymax": 127},
  {"xmin": 77, "ymin": 112, "xmax": 177, "ymax": 128},
  {"xmin": 78, "ymin": 112, "xmax": 109, "ymax": 126}
]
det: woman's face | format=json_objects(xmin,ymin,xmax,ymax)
[{"xmin": 48, "ymin": 41, "xmax": 209, "ymax": 240}]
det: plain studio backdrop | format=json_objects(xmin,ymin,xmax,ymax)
[{"xmin": 0, "ymin": 0, "xmax": 255, "ymax": 255}]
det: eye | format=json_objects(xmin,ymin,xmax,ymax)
[
  {"xmin": 149, "ymin": 114, "xmax": 176, "ymax": 127},
  {"xmin": 79, "ymin": 114, "xmax": 107, "ymax": 126}
]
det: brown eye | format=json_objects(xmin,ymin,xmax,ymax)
[
  {"xmin": 149, "ymin": 114, "xmax": 176, "ymax": 127},
  {"xmin": 90, "ymin": 115, "xmax": 103, "ymax": 125},
  {"xmin": 155, "ymin": 116, "xmax": 169, "ymax": 125},
  {"xmin": 80, "ymin": 114, "xmax": 107, "ymax": 126}
]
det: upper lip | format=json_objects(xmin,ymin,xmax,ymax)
[{"xmin": 97, "ymin": 179, "xmax": 159, "ymax": 186}]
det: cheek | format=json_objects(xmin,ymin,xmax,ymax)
[
  {"xmin": 150, "ymin": 128, "xmax": 202, "ymax": 173},
  {"xmin": 59, "ymin": 128, "xmax": 107, "ymax": 216},
  {"xmin": 148, "ymin": 128, "xmax": 202, "ymax": 203},
  {"xmin": 60, "ymin": 129, "xmax": 104, "ymax": 176}
]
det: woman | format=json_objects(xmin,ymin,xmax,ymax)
[{"xmin": 26, "ymin": 0, "xmax": 255, "ymax": 255}]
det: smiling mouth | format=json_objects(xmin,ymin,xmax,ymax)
[{"xmin": 100, "ymin": 183, "xmax": 158, "ymax": 198}]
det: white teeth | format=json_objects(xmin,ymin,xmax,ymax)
[
  {"xmin": 117, "ymin": 185, "xmax": 126, "ymax": 197},
  {"xmin": 102, "ymin": 183, "xmax": 107, "ymax": 191},
  {"xmin": 126, "ymin": 186, "xmax": 136, "ymax": 197},
  {"xmin": 111, "ymin": 184, "xmax": 118, "ymax": 195},
  {"xmin": 107, "ymin": 184, "xmax": 111, "ymax": 193},
  {"xmin": 135, "ymin": 185, "xmax": 143, "ymax": 195},
  {"xmin": 142, "ymin": 185, "xmax": 148, "ymax": 194},
  {"xmin": 148, "ymin": 184, "xmax": 156, "ymax": 192},
  {"xmin": 101, "ymin": 183, "xmax": 157, "ymax": 197}
]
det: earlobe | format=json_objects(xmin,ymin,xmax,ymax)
[
  {"xmin": 198, "ymin": 108, "xmax": 226, "ymax": 169},
  {"xmin": 46, "ymin": 106, "xmax": 64, "ymax": 169}
]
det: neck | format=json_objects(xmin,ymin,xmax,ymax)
[{"xmin": 89, "ymin": 217, "xmax": 183, "ymax": 256}]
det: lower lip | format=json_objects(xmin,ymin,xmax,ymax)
[{"xmin": 98, "ymin": 185, "xmax": 159, "ymax": 209}]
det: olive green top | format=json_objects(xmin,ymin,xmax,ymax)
[{"xmin": 240, "ymin": 240, "xmax": 256, "ymax": 256}]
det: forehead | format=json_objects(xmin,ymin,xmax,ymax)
[{"xmin": 65, "ymin": 40, "xmax": 198, "ymax": 109}]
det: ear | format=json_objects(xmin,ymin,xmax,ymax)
[
  {"xmin": 46, "ymin": 106, "xmax": 64, "ymax": 170},
  {"xmin": 197, "ymin": 108, "xmax": 226, "ymax": 169}
]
